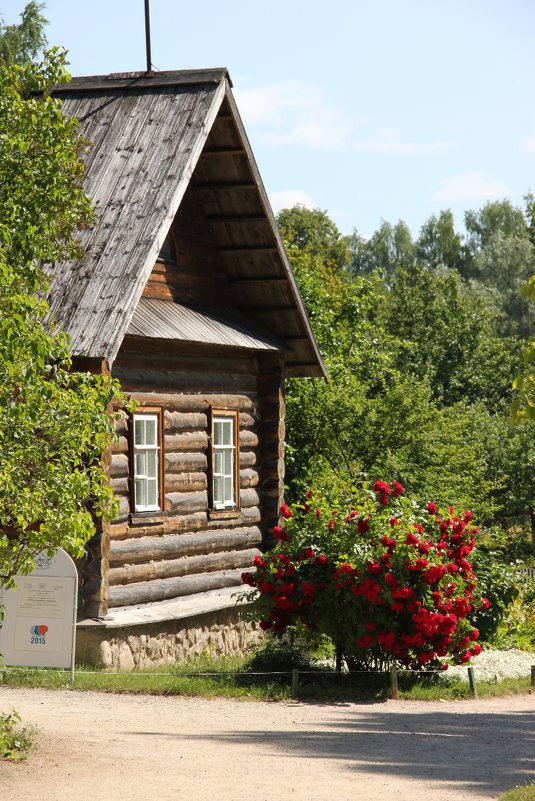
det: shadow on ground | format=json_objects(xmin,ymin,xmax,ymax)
[{"xmin": 127, "ymin": 705, "xmax": 535, "ymax": 796}]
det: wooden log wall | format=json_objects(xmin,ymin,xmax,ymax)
[
  {"xmin": 81, "ymin": 344, "xmax": 285, "ymax": 614},
  {"xmin": 142, "ymin": 192, "xmax": 235, "ymax": 306}
]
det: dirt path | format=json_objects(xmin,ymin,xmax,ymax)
[{"xmin": 0, "ymin": 688, "xmax": 533, "ymax": 801}]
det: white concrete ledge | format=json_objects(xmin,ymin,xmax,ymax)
[{"xmin": 77, "ymin": 586, "xmax": 250, "ymax": 630}]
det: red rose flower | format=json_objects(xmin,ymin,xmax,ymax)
[
  {"xmin": 273, "ymin": 525, "xmax": 288, "ymax": 541},
  {"xmin": 280, "ymin": 504, "xmax": 292, "ymax": 520},
  {"xmin": 427, "ymin": 501, "xmax": 437, "ymax": 515}
]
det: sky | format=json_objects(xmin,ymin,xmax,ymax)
[{"xmin": 2, "ymin": 0, "xmax": 535, "ymax": 238}]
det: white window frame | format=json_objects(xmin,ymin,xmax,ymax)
[
  {"xmin": 133, "ymin": 412, "xmax": 160, "ymax": 512},
  {"xmin": 212, "ymin": 414, "xmax": 236, "ymax": 510}
]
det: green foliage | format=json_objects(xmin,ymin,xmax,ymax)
[
  {"xmin": 244, "ymin": 631, "xmax": 321, "ymax": 678},
  {"xmin": 416, "ymin": 209, "xmax": 465, "ymax": 272},
  {"xmin": 277, "ymin": 205, "xmax": 350, "ymax": 269},
  {"xmin": 0, "ymin": 2, "xmax": 48, "ymax": 66},
  {"xmin": 0, "ymin": 709, "xmax": 34, "ymax": 760},
  {"xmin": 468, "ymin": 550, "xmax": 519, "ymax": 641},
  {"xmin": 349, "ymin": 219, "xmax": 415, "ymax": 278},
  {"xmin": 0, "ymin": 51, "xmax": 132, "ymax": 588},
  {"xmin": 498, "ymin": 785, "xmax": 535, "ymax": 801},
  {"xmin": 383, "ymin": 264, "xmax": 521, "ymax": 409},
  {"xmin": 482, "ymin": 570, "xmax": 535, "ymax": 650},
  {"xmin": 511, "ymin": 273, "xmax": 535, "ymax": 424},
  {"xmin": 281, "ymin": 203, "xmax": 535, "ymax": 548}
]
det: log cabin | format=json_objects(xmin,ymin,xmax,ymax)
[{"xmin": 48, "ymin": 69, "xmax": 325, "ymax": 669}]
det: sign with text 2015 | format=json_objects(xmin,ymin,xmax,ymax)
[{"xmin": 0, "ymin": 549, "xmax": 78, "ymax": 671}]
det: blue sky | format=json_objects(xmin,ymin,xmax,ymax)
[{"xmin": 3, "ymin": 0, "xmax": 535, "ymax": 237}]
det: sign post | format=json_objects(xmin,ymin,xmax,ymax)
[{"xmin": 0, "ymin": 549, "xmax": 78, "ymax": 682}]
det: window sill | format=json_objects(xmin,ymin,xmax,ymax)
[
  {"xmin": 208, "ymin": 508, "xmax": 241, "ymax": 521},
  {"xmin": 129, "ymin": 511, "xmax": 167, "ymax": 526}
]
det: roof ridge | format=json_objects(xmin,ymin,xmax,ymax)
[{"xmin": 53, "ymin": 68, "xmax": 232, "ymax": 93}]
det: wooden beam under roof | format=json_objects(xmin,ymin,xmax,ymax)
[
  {"xmin": 245, "ymin": 304, "xmax": 296, "ymax": 312},
  {"xmin": 201, "ymin": 147, "xmax": 246, "ymax": 157},
  {"xmin": 229, "ymin": 276, "xmax": 288, "ymax": 286},
  {"xmin": 219, "ymin": 245, "xmax": 278, "ymax": 254},
  {"xmin": 206, "ymin": 214, "xmax": 266, "ymax": 222},
  {"xmin": 192, "ymin": 180, "xmax": 256, "ymax": 189}
]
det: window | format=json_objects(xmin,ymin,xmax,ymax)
[
  {"xmin": 157, "ymin": 233, "xmax": 176, "ymax": 262},
  {"xmin": 133, "ymin": 412, "xmax": 161, "ymax": 512},
  {"xmin": 211, "ymin": 412, "xmax": 238, "ymax": 510}
]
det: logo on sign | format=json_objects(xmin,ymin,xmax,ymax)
[
  {"xmin": 35, "ymin": 553, "xmax": 53, "ymax": 569},
  {"xmin": 30, "ymin": 624, "xmax": 48, "ymax": 645}
]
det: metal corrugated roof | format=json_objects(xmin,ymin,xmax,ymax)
[{"xmin": 127, "ymin": 298, "xmax": 285, "ymax": 351}]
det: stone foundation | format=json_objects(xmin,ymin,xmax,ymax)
[{"xmin": 76, "ymin": 606, "xmax": 263, "ymax": 671}]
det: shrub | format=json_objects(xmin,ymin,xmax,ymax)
[
  {"xmin": 243, "ymin": 482, "xmax": 488, "ymax": 671},
  {"xmin": 469, "ymin": 549, "xmax": 519, "ymax": 641},
  {"xmin": 0, "ymin": 709, "xmax": 34, "ymax": 760}
]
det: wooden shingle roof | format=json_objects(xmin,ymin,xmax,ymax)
[{"xmin": 49, "ymin": 69, "xmax": 326, "ymax": 378}]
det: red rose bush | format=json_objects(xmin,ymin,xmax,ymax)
[{"xmin": 242, "ymin": 482, "xmax": 488, "ymax": 671}]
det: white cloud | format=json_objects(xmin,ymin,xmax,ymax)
[
  {"xmin": 262, "ymin": 120, "xmax": 351, "ymax": 151},
  {"xmin": 269, "ymin": 189, "xmax": 315, "ymax": 214},
  {"xmin": 234, "ymin": 80, "xmax": 354, "ymax": 151},
  {"xmin": 234, "ymin": 80, "xmax": 320, "ymax": 126},
  {"xmin": 523, "ymin": 137, "xmax": 535, "ymax": 151},
  {"xmin": 432, "ymin": 172, "xmax": 512, "ymax": 202},
  {"xmin": 353, "ymin": 128, "xmax": 456, "ymax": 155},
  {"xmin": 234, "ymin": 80, "xmax": 456, "ymax": 155}
]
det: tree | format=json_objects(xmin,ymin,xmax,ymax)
[
  {"xmin": 0, "ymin": 51, "xmax": 129, "ymax": 590},
  {"xmin": 460, "ymin": 200, "xmax": 535, "ymax": 336},
  {"xmin": 349, "ymin": 219, "xmax": 415, "ymax": 279},
  {"xmin": 0, "ymin": 2, "xmax": 48, "ymax": 66},
  {"xmin": 416, "ymin": 210, "xmax": 465, "ymax": 272},
  {"xmin": 382, "ymin": 264, "xmax": 521, "ymax": 410},
  {"xmin": 280, "ymin": 208, "xmax": 504, "ymax": 522},
  {"xmin": 511, "ymin": 273, "xmax": 535, "ymax": 424},
  {"xmin": 277, "ymin": 205, "xmax": 350, "ymax": 270},
  {"xmin": 281, "ymin": 204, "xmax": 535, "ymax": 542}
]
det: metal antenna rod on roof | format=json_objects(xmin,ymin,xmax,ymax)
[{"xmin": 144, "ymin": 0, "xmax": 153, "ymax": 75}]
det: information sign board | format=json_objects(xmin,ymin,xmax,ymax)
[{"xmin": 0, "ymin": 549, "xmax": 78, "ymax": 679}]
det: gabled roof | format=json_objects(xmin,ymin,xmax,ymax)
[{"xmin": 49, "ymin": 69, "xmax": 326, "ymax": 378}]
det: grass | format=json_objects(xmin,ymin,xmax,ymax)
[
  {"xmin": 0, "ymin": 653, "xmax": 533, "ymax": 702},
  {"xmin": 0, "ymin": 709, "xmax": 35, "ymax": 760},
  {"xmin": 498, "ymin": 785, "xmax": 535, "ymax": 801}
]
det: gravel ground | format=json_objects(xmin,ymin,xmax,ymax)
[{"xmin": 1, "ymin": 687, "xmax": 534, "ymax": 801}]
